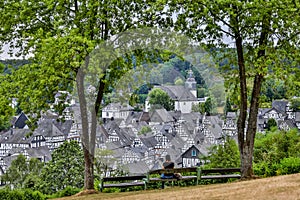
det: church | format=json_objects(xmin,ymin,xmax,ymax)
[{"xmin": 145, "ymin": 70, "xmax": 204, "ymax": 113}]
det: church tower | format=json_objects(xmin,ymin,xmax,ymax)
[{"xmin": 185, "ymin": 69, "xmax": 197, "ymax": 97}]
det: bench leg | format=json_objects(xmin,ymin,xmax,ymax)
[{"xmin": 161, "ymin": 182, "xmax": 165, "ymax": 189}]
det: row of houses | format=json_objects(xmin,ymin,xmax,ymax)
[{"xmin": 1, "ymin": 96, "xmax": 299, "ymax": 177}]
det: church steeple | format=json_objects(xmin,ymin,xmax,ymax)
[{"xmin": 185, "ymin": 69, "xmax": 197, "ymax": 97}]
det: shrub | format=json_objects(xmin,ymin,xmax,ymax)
[
  {"xmin": 277, "ymin": 157, "xmax": 300, "ymax": 175},
  {"xmin": 0, "ymin": 189, "xmax": 45, "ymax": 200}
]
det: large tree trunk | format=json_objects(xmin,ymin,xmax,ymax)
[
  {"xmin": 242, "ymin": 74, "xmax": 264, "ymax": 177},
  {"xmin": 76, "ymin": 67, "xmax": 95, "ymax": 190},
  {"xmin": 235, "ymin": 35, "xmax": 251, "ymax": 178},
  {"xmin": 234, "ymin": 9, "xmax": 269, "ymax": 178}
]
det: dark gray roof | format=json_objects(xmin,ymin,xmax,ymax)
[
  {"xmin": 125, "ymin": 112, "xmax": 143, "ymax": 124},
  {"xmin": 206, "ymin": 116, "xmax": 223, "ymax": 138},
  {"xmin": 53, "ymin": 120, "xmax": 73, "ymax": 135},
  {"xmin": 105, "ymin": 141, "xmax": 127, "ymax": 158},
  {"xmin": 0, "ymin": 129, "xmax": 32, "ymax": 144},
  {"xmin": 272, "ymin": 100, "xmax": 288, "ymax": 114},
  {"xmin": 123, "ymin": 160, "xmax": 149, "ymax": 175},
  {"xmin": 150, "ymin": 109, "xmax": 174, "ymax": 123},
  {"xmin": 25, "ymin": 146, "xmax": 51, "ymax": 162},
  {"xmin": 155, "ymin": 85, "xmax": 197, "ymax": 101},
  {"xmin": 34, "ymin": 119, "xmax": 65, "ymax": 138},
  {"xmin": 12, "ymin": 112, "xmax": 29, "ymax": 129},
  {"xmin": 140, "ymin": 136, "xmax": 158, "ymax": 148},
  {"xmin": 103, "ymin": 102, "xmax": 134, "ymax": 111},
  {"xmin": 258, "ymin": 108, "xmax": 272, "ymax": 116},
  {"xmin": 105, "ymin": 121, "xmax": 135, "ymax": 146},
  {"xmin": 226, "ymin": 112, "xmax": 237, "ymax": 119}
]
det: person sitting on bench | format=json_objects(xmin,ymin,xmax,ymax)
[{"xmin": 161, "ymin": 154, "xmax": 175, "ymax": 179}]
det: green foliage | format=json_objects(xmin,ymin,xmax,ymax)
[
  {"xmin": 192, "ymin": 97, "xmax": 215, "ymax": 115},
  {"xmin": 174, "ymin": 77, "xmax": 184, "ymax": 85},
  {"xmin": 2, "ymin": 155, "xmax": 43, "ymax": 190},
  {"xmin": 202, "ymin": 137, "xmax": 240, "ymax": 168},
  {"xmin": 254, "ymin": 129, "xmax": 300, "ymax": 177},
  {"xmin": 290, "ymin": 97, "xmax": 300, "ymax": 111},
  {"xmin": 0, "ymin": 189, "xmax": 45, "ymax": 200},
  {"xmin": 260, "ymin": 79, "xmax": 287, "ymax": 103},
  {"xmin": 277, "ymin": 157, "xmax": 300, "ymax": 175},
  {"xmin": 39, "ymin": 140, "xmax": 84, "ymax": 194},
  {"xmin": 138, "ymin": 126, "xmax": 152, "ymax": 135},
  {"xmin": 56, "ymin": 186, "xmax": 81, "ymax": 198},
  {"xmin": 266, "ymin": 118, "xmax": 277, "ymax": 131},
  {"xmin": 148, "ymin": 88, "xmax": 174, "ymax": 111}
]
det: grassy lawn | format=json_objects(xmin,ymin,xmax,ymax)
[{"xmin": 55, "ymin": 173, "xmax": 300, "ymax": 200}]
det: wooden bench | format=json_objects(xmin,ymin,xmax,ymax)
[
  {"xmin": 200, "ymin": 168, "xmax": 241, "ymax": 180},
  {"xmin": 144, "ymin": 167, "xmax": 200, "ymax": 189},
  {"xmin": 99, "ymin": 175, "xmax": 146, "ymax": 192},
  {"xmin": 145, "ymin": 167, "xmax": 241, "ymax": 189},
  {"xmin": 99, "ymin": 167, "xmax": 241, "ymax": 191}
]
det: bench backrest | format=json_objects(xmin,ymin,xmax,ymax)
[
  {"xmin": 148, "ymin": 167, "xmax": 199, "ymax": 175},
  {"xmin": 102, "ymin": 175, "xmax": 146, "ymax": 182},
  {"xmin": 201, "ymin": 168, "xmax": 241, "ymax": 174}
]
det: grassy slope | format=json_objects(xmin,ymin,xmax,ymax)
[{"xmin": 55, "ymin": 173, "xmax": 300, "ymax": 200}]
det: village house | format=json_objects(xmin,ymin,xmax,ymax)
[{"xmin": 145, "ymin": 70, "xmax": 205, "ymax": 113}]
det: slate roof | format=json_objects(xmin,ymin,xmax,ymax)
[
  {"xmin": 272, "ymin": 100, "xmax": 288, "ymax": 114},
  {"xmin": 0, "ymin": 129, "xmax": 32, "ymax": 144},
  {"xmin": 155, "ymin": 85, "xmax": 197, "ymax": 101},
  {"xmin": 105, "ymin": 121, "xmax": 135, "ymax": 146},
  {"xmin": 139, "ymin": 135, "xmax": 158, "ymax": 149},
  {"xmin": 150, "ymin": 109, "xmax": 174, "ymax": 123},
  {"xmin": 123, "ymin": 160, "xmax": 149, "ymax": 175},
  {"xmin": 258, "ymin": 108, "xmax": 272, "ymax": 117},
  {"xmin": 105, "ymin": 141, "xmax": 127, "ymax": 158},
  {"xmin": 25, "ymin": 146, "xmax": 52, "ymax": 162},
  {"xmin": 226, "ymin": 112, "xmax": 237, "ymax": 119},
  {"xmin": 34, "ymin": 119, "xmax": 65, "ymax": 138},
  {"xmin": 12, "ymin": 112, "xmax": 29, "ymax": 129},
  {"xmin": 206, "ymin": 116, "xmax": 223, "ymax": 138}
]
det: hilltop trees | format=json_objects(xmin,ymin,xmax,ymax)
[{"xmin": 158, "ymin": 0, "xmax": 300, "ymax": 178}]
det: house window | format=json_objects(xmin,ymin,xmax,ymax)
[{"xmin": 192, "ymin": 150, "xmax": 197, "ymax": 157}]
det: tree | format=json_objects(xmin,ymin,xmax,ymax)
[
  {"xmin": 174, "ymin": 77, "xmax": 184, "ymax": 85},
  {"xmin": 290, "ymin": 97, "xmax": 300, "ymax": 111},
  {"xmin": 160, "ymin": 0, "xmax": 300, "ymax": 178},
  {"xmin": 148, "ymin": 88, "xmax": 175, "ymax": 111},
  {"xmin": 39, "ymin": 140, "xmax": 84, "ymax": 194},
  {"xmin": 202, "ymin": 137, "xmax": 240, "ymax": 168},
  {"xmin": 0, "ymin": 0, "xmax": 170, "ymax": 190},
  {"xmin": 2, "ymin": 154, "xmax": 43, "ymax": 189},
  {"xmin": 254, "ymin": 129, "xmax": 300, "ymax": 176},
  {"xmin": 266, "ymin": 118, "xmax": 277, "ymax": 131}
]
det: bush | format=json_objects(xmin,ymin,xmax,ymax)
[
  {"xmin": 0, "ymin": 189, "xmax": 45, "ymax": 200},
  {"xmin": 277, "ymin": 157, "xmax": 300, "ymax": 175},
  {"xmin": 253, "ymin": 162, "xmax": 278, "ymax": 177},
  {"xmin": 58, "ymin": 186, "xmax": 81, "ymax": 197}
]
